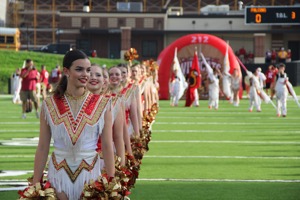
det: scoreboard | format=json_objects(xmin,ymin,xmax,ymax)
[{"xmin": 245, "ymin": 6, "xmax": 300, "ymax": 25}]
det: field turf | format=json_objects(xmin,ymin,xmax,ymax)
[{"xmin": 0, "ymin": 95, "xmax": 299, "ymax": 199}]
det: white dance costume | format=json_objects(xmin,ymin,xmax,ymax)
[
  {"xmin": 208, "ymin": 74, "xmax": 219, "ymax": 109},
  {"xmin": 170, "ymin": 78, "xmax": 180, "ymax": 105},
  {"xmin": 275, "ymin": 73, "xmax": 288, "ymax": 116},
  {"xmin": 231, "ymin": 76, "xmax": 240, "ymax": 91},
  {"xmin": 42, "ymin": 91, "xmax": 111, "ymax": 200},
  {"xmin": 12, "ymin": 73, "xmax": 22, "ymax": 103},
  {"xmin": 249, "ymin": 76, "xmax": 261, "ymax": 111},
  {"xmin": 231, "ymin": 76, "xmax": 240, "ymax": 106},
  {"xmin": 122, "ymin": 81, "xmax": 137, "ymax": 136}
]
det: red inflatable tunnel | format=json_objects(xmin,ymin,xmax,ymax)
[{"xmin": 157, "ymin": 33, "xmax": 240, "ymax": 100}]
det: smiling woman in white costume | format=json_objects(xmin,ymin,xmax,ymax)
[{"xmin": 32, "ymin": 50, "xmax": 115, "ymax": 200}]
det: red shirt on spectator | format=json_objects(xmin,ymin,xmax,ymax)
[
  {"xmin": 20, "ymin": 68, "xmax": 38, "ymax": 91},
  {"xmin": 265, "ymin": 69, "xmax": 274, "ymax": 84},
  {"xmin": 239, "ymin": 47, "xmax": 246, "ymax": 56},
  {"xmin": 271, "ymin": 50, "xmax": 277, "ymax": 60},
  {"xmin": 40, "ymin": 69, "xmax": 49, "ymax": 85}
]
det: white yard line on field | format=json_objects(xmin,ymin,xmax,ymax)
[
  {"xmin": 154, "ymin": 129, "xmax": 300, "ymax": 133},
  {"xmin": 0, "ymin": 130, "xmax": 39, "ymax": 132},
  {"xmin": 1, "ymin": 129, "xmax": 299, "ymax": 134},
  {"xmin": 0, "ymin": 186, "xmax": 27, "ymax": 191},
  {"xmin": 0, "ymin": 122, "xmax": 39, "ymax": 125},
  {"xmin": 0, "ymin": 137, "xmax": 53, "ymax": 146},
  {"xmin": 0, "ymin": 170, "xmax": 33, "ymax": 177},
  {"xmin": 1, "ymin": 155, "xmax": 299, "ymax": 160},
  {"xmin": 0, "ymin": 142, "xmax": 38, "ymax": 146},
  {"xmin": 0, "ymin": 116, "xmax": 29, "ymax": 119},
  {"xmin": 157, "ymin": 116, "xmax": 300, "ymax": 120},
  {"xmin": 3, "ymin": 178, "xmax": 300, "ymax": 185},
  {"xmin": 143, "ymin": 155, "xmax": 300, "ymax": 160},
  {"xmin": 1, "ymin": 121, "xmax": 298, "ymax": 125},
  {"xmin": 0, "ymin": 155, "xmax": 35, "ymax": 158},
  {"xmin": 1, "ymin": 178, "xmax": 300, "ymax": 191},
  {"xmin": 157, "ymin": 111, "xmax": 294, "ymax": 115},
  {"xmin": 3, "ymin": 128, "xmax": 299, "ymax": 133},
  {"xmin": 1, "ymin": 137, "xmax": 299, "ymax": 147},
  {"xmin": 137, "ymin": 178, "xmax": 300, "ymax": 183},
  {"xmin": 158, "ymin": 112, "xmax": 252, "ymax": 115},
  {"xmin": 150, "ymin": 140, "xmax": 300, "ymax": 145},
  {"xmin": 155, "ymin": 122, "xmax": 299, "ymax": 125}
]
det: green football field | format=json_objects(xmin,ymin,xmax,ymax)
[{"xmin": 0, "ymin": 95, "xmax": 299, "ymax": 199}]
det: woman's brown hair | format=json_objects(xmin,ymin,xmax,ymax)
[{"xmin": 54, "ymin": 50, "xmax": 88, "ymax": 97}]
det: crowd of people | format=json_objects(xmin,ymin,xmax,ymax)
[
  {"xmin": 235, "ymin": 46, "xmax": 292, "ymax": 65},
  {"xmin": 244, "ymin": 63, "xmax": 290, "ymax": 117},
  {"xmin": 265, "ymin": 47, "xmax": 292, "ymax": 64},
  {"xmin": 18, "ymin": 49, "xmax": 160, "ymax": 200},
  {"xmin": 235, "ymin": 46, "xmax": 254, "ymax": 64},
  {"xmin": 169, "ymin": 52, "xmax": 293, "ymax": 118},
  {"xmin": 170, "ymin": 53, "xmax": 242, "ymax": 109}
]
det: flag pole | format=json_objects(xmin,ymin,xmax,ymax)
[{"xmin": 236, "ymin": 55, "xmax": 248, "ymax": 73}]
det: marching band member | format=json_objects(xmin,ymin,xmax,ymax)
[
  {"xmin": 108, "ymin": 66, "xmax": 133, "ymax": 155},
  {"xmin": 130, "ymin": 63, "xmax": 143, "ymax": 130},
  {"xmin": 118, "ymin": 64, "xmax": 141, "ymax": 137}
]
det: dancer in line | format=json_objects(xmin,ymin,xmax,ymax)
[
  {"xmin": 108, "ymin": 66, "xmax": 133, "ymax": 156},
  {"xmin": 32, "ymin": 50, "xmax": 115, "ymax": 200},
  {"xmin": 87, "ymin": 64, "xmax": 125, "ymax": 165},
  {"xmin": 118, "ymin": 64, "xmax": 141, "ymax": 137}
]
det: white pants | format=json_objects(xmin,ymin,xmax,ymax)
[
  {"xmin": 13, "ymin": 90, "xmax": 21, "ymax": 103},
  {"xmin": 249, "ymin": 88, "xmax": 261, "ymax": 111},
  {"xmin": 276, "ymin": 91, "xmax": 287, "ymax": 115},
  {"xmin": 208, "ymin": 84, "xmax": 219, "ymax": 109},
  {"xmin": 171, "ymin": 94, "xmax": 180, "ymax": 106},
  {"xmin": 208, "ymin": 98, "xmax": 219, "ymax": 109}
]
